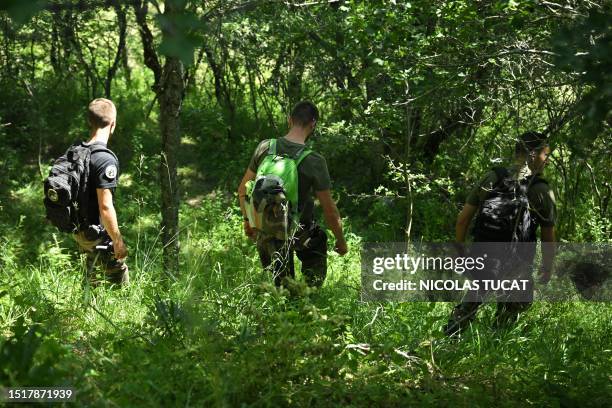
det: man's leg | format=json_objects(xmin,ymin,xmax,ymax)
[
  {"xmin": 295, "ymin": 225, "xmax": 328, "ymax": 288},
  {"xmin": 256, "ymin": 234, "xmax": 294, "ymax": 287},
  {"xmin": 443, "ymin": 242, "xmax": 502, "ymax": 336},
  {"xmin": 494, "ymin": 302, "xmax": 531, "ymax": 328},
  {"xmin": 443, "ymin": 301, "xmax": 482, "ymax": 336},
  {"xmin": 493, "ymin": 260, "xmax": 534, "ymax": 328},
  {"xmin": 104, "ymin": 257, "xmax": 129, "ymax": 285},
  {"xmin": 96, "ymin": 234, "xmax": 129, "ymax": 286},
  {"xmin": 75, "ymin": 227, "xmax": 129, "ymax": 287},
  {"xmin": 74, "ymin": 230, "xmax": 103, "ymax": 286},
  {"xmin": 493, "ymin": 275, "xmax": 533, "ymax": 328}
]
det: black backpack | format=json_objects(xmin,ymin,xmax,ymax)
[
  {"xmin": 43, "ymin": 142, "xmax": 116, "ymax": 233},
  {"xmin": 472, "ymin": 167, "xmax": 548, "ymax": 242}
]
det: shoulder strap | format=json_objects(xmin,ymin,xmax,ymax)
[
  {"xmin": 89, "ymin": 144, "xmax": 119, "ymax": 163},
  {"xmin": 267, "ymin": 138, "xmax": 311, "ymax": 165},
  {"xmin": 529, "ymin": 175, "xmax": 548, "ymax": 186},
  {"xmin": 295, "ymin": 148, "xmax": 312, "ymax": 167},
  {"xmin": 491, "ymin": 166, "xmax": 509, "ymax": 187},
  {"xmin": 268, "ymin": 139, "xmax": 277, "ymax": 156}
]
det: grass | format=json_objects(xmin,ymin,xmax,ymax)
[{"xmin": 1, "ymin": 177, "xmax": 611, "ymax": 407}]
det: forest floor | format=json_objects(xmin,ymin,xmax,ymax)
[{"xmin": 1, "ymin": 164, "xmax": 611, "ymax": 407}]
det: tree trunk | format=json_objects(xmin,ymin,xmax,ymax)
[
  {"xmin": 158, "ymin": 56, "xmax": 184, "ymax": 276},
  {"xmin": 203, "ymin": 41, "xmax": 235, "ymax": 136},
  {"xmin": 132, "ymin": 0, "xmax": 183, "ymax": 276}
]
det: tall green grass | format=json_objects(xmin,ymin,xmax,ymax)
[{"xmin": 1, "ymin": 179, "xmax": 610, "ymax": 407}]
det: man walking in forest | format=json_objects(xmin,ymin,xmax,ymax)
[
  {"xmin": 443, "ymin": 131, "xmax": 557, "ymax": 336},
  {"xmin": 45, "ymin": 98, "xmax": 128, "ymax": 286},
  {"xmin": 238, "ymin": 101, "xmax": 348, "ymax": 288},
  {"xmin": 77, "ymin": 98, "xmax": 128, "ymax": 285}
]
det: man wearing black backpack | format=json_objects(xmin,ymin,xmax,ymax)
[
  {"xmin": 443, "ymin": 131, "xmax": 556, "ymax": 336},
  {"xmin": 44, "ymin": 98, "xmax": 128, "ymax": 285},
  {"xmin": 238, "ymin": 101, "xmax": 348, "ymax": 288}
]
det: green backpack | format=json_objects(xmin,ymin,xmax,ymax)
[{"xmin": 245, "ymin": 139, "xmax": 312, "ymax": 240}]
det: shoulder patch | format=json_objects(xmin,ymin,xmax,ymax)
[{"xmin": 104, "ymin": 165, "xmax": 117, "ymax": 179}]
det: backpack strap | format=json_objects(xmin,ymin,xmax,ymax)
[
  {"xmin": 268, "ymin": 138, "xmax": 312, "ymax": 165},
  {"xmin": 295, "ymin": 147, "xmax": 312, "ymax": 166},
  {"xmin": 268, "ymin": 139, "xmax": 277, "ymax": 156},
  {"xmin": 529, "ymin": 174, "xmax": 548, "ymax": 187},
  {"xmin": 491, "ymin": 166, "xmax": 510, "ymax": 187},
  {"xmin": 88, "ymin": 144, "xmax": 119, "ymax": 163}
]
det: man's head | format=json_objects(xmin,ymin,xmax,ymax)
[
  {"xmin": 87, "ymin": 98, "xmax": 117, "ymax": 134},
  {"xmin": 514, "ymin": 131, "xmax": 550, "ymax": 174},
  {"xmin": 288, "ymin": 101, "xmax": 319, "ymax": 136}
]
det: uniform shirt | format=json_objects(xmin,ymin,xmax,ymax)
[
  {"xmin": 84, "ymin": 141, "xmax": 120, "ymax": 226},
  {"xmin": 248, "ymin": 138, "xmax": 331, "ymax": 224},
  {"xmin": 466, "ymin": 164, "xmax": 556, "ymax": 228}
]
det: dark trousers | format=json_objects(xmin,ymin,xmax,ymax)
[
  {"xmin": 445, "ymin": 243, "xmax": 534, "ymax": 335},
  {"xmin": 256, "ymin": 224, "xmax": 328, "ymax": 287}
]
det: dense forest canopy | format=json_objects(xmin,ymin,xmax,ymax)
[
  {"xmin": 0, "ymin": 0, "xmax": 610, "ymax": 405},
  {"xmin": 1, "ymin": 1, "xmax": 610, "ymax": 251}
]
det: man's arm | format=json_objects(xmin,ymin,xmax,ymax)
[
  {"xmin": 456, "ymin": 203, "xmax": 478, "ymax": 243},
  {"xmin": 97, "ymin": 188, "xmax": 127, "ymax": 260},
  {"xmin": 238, "ymin": 168, "xmax": 256, "ymax": 240},
  {"xmin": 539, "ymin": 226, "xmax": 556, "ymax": 283},
  {"xmin": 315, "ymin": 189, "xmax": 347, "ymax": 255}
]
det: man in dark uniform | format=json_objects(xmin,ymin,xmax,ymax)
[
  {"xmin": 444, "ymin": 131, "xmax": 557, "ymax": 336},
  {"xmin": 238, "ymin": 101, "xmax": 347, "ymax": 287},
  {"xmin": 74, "ymin": 98, "xmax": 128, "ymax": 286}
]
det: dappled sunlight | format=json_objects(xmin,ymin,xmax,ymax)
[{"xmin": 1, "ymin": 0, "xmax": 610, "ymax": 405}]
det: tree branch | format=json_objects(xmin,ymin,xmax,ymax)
[{"xmin": 131, "ymin": 0, "xmax": 162, "ymax": 92}]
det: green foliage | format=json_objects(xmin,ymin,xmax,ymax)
[
  {"xmin": 0, "ymin": 317, "xmax": 76, "ymax": 387},
  {"xmin": 0, "ymin": 0, "xmax": 611, "ymax": 405},
  {"xmin": 2, "ymin": 193, "xmax": 610, "ymax": 405},
  {"xmin": 0, "ymin": 0, "xmax": 46, "ymax": 25},
  {"xmin": 553, "ymin": 6, "xmax": 612, "ymax": 135}
]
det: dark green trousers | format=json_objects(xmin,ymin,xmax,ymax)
[{"xmin": 256, "ymin": 224, "xmax": 327, "ymax": 287}]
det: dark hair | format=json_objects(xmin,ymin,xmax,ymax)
[
  {"xmin": 515, "ymin": 131, "xmax": 548, "ymax": 156},
  {"xmin": 290, "ymin": 101, "xmax": 319, "ymax": 127}
]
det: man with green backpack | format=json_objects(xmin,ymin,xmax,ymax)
[{"xmin": 238, "ymin": 101, "xmax": 347, "ymax": 287}]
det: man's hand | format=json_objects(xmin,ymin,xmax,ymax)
[
  {"xmin": 114, "ymin": 238, "xmax": 128, "ymax": 261},
  {"xmin": 316, "ymin": 190, "xmax": 347, "ymax": 255},
  {"xmin": 244, "ymin": 220, "xmax": 256, "ymax": 241},
  {"xmin": 334, "ymin": 239, "xmax": 348, "ymax": 256}
]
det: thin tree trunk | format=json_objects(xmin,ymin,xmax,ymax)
[
  {"xmin": 105, "ymin": 3, "xmax": 127, "ymax": 98},
  {"xmin": 132, "ymin": 0, "xmax": 183, "ymax": 276},
  {"xmin": 404, "ymin": 102, "xmax": 414, "ymax": 243},
  {"xmin": 159, "ymin": 56, "xmax": 184, "ymax": 276},
  {"xmin": 203, "ymin": 42, "xmax": 235, "ymax": 136},
  {"xmin": 50, "ymin": 13, "xmax": 60, "ymax": 74},
  {"xmin": 246, "ymin": 62, "xmax": 259, "ymax": 123}
]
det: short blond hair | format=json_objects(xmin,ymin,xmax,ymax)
[{"xmin": 87, "ymin": 98, "xmax": 116, "ymax": 129}]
